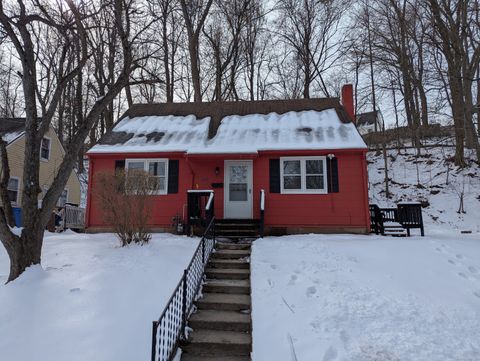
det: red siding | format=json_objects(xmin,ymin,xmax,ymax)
[{"xmin": 86, "ymin": 149, "xmax": 370, "ymax": 232}]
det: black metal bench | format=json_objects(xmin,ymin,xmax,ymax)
[{"xmin": 370, "ymin": 203, "xmax": 424, "ymax": 237}]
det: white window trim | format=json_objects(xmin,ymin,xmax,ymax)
[
  {"xmin": 8, "ymin": 176, "xmax": 20, "ymax": 205},
  {"xmin": 125, "ymin": 158, "xmax": 169, "ymax": 195},
  {"xmin": 40, "ymin": 136, "xmax": 52, "ymax": 162},
  {"xmin": 280, "ymin": 156, "xmax": 327, "ymax": 194}
]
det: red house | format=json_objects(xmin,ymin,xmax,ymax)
[{"xmin": 86, "ymin": 90, "xmax": 370, "ymax": 235}]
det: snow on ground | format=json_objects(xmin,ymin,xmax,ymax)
[
  {"xmin": 252, "ymin": 233, "xmax": 480, "ymax": 361},
  {"xmin": 368, "ymin": 145, "xmax": 480, "ymax": 233},
  {"xmin": 0, "ymin": 231, "xmax": 198, "ymax": 361}
]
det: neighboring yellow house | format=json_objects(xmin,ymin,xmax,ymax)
[{"xmin": 1, "ymin": 118, "xmax": 81, "ymax": 211}]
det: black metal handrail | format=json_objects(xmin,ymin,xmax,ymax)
[
  {"xmin": 260, "ymin": 189, "xmax": 265, "ymax": 237},
  {"xmin": 151, "ymin": 217, "xmax": 216, "ymax": 361}
]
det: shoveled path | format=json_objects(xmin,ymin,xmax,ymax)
[{"xmin": 180, "ymin": 240, "xmax": 252, "ymax": 361}]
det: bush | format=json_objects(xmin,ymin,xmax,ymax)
[{"xmin": 94, "ymin": 169, "xmax": 154, "ymax": 246}]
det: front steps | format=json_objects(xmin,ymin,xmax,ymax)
[
  {"xmin": 215, "ymin": 219, "xmax": 261, "ymax": 239},
  {"xmin": 383, "ymin": 221, "xmax": 408, "ymax": 237},
  {"xmin": 181, "ymin": 240, "xmax": 252, "ymax": 360}
]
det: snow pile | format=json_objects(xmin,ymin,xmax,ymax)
[
  {"xmin": 189, "ymin": 109, "xmax": 366, "ymax": 154},
  {"xmin": 368, "ymin": 146, "xmax": 480, "ymax": 233},
  {"xmin": 0, "ymin": 232, "xmax": 198, "ymax": 361},
  {"xmin": 88, "ymin": 115, "xmax": 211, "ymax": 154},
  {"xmin": 252, "ymin": 233, "xmax": 480, "ymax": 361},
  {"xmin": 88, "ymin": 109, "xmax": 365, "ymax": 154}
]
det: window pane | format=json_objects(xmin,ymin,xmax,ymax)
[
  {"xmin": 283, "ymin": 160, "xmax": 300, "ymax": 175},
  {"xmin": 229, "ymin": 183, "xmax": 247, "ymax": 201},
  {"xmin": 8, "ymin": 178, "xmax": 18, "ymax": 191},
  {"xmin": 230, "ymin": 166, "xmax": 247, "ymax": 183},
  {"xmin": 127, "ymin": 161, "xmax": 144, "ymax": 171},
  {"xmin": 306, "ymin": 175, "xmax": 324, "ymax": 189},
  {"xmin": 149, "ymin": 176, "xmax": 165, "ymax": 191},
  {"xmin": 8, "ymin": 190, "xmax": 17, "ymax": 203},
  {"xmin": 306, "ymin": 159, "xmax": 323, "ymax": 174},
  {"xmin": 283, "ymin": 175, "xmax": 301, "ymax": 189},
  {"xmin": 149, "ymin": 161, "xmax": 165, "ymax": 176}
]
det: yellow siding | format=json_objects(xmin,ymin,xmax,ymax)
[{"xmin": 2, "ymin": 127, "xmax": 81, "ymax": 207}]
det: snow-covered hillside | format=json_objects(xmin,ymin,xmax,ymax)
[
  {"xmin": 252, "ymin": 233, "xmax": 480, "ymax": 361},
  {"xmin": 368, "ymin": 145, "xmax": 480, "ymax": 233}
]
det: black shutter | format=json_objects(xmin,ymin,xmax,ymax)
[
  {"xmin": 168, "ymin": 159, "xmax": 179, "ymax": 194},
  {"xmin": 115, "ymin": 160, "xmax": 125, "ymax": 172},
  {"xmin": 269, "ymin": 159, "xmax": 280, "ymax": 193},
  {"xmin": 327, "ymin": 157, "xmax": 339, "ymax": 193}
]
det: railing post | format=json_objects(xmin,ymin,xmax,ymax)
[
  {"xmin": 201, "ymin": 237, "xmax": 205, "ymax": 264},
  {"xmin": 181, "ymin": 269, "xmax": 188, "ymax": 340},
  {"xmin": 151, "ymin": 321, "xmax": 158, "ymax": 361}
]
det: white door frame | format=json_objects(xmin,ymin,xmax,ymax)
[{"xmin": 224, "ymin": 160, "xmax": 253, "ymax": 219}]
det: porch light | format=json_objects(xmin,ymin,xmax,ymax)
[
  {"xmin": 327, "ymin": 153, "xmax": 335, "ymax": 159},
  {"xmin": 215, "ymin": 166, "xmax": 220, "ymax": 175}
]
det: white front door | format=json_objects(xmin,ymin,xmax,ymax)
[{"xmin": 224, "ymin": 160, "xmax": 253, "ymax": 219}]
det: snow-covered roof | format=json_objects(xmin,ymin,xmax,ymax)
[
  {"xmin": 88, "ymin": 115, "xmax": 210, "ymax": 154},
  {"xmin": 188, "ymin": 109, "xmax": 366, "ymax": 154},
  {"xmin": 88, "ymin": 100, "xmax": 367, "ymax": 154},
  {"xmin": 0, "ymin": 118, "xmax": 26, "ymax": 144}
]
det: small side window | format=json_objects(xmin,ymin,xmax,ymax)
[
  {"xmin": 41, "ymin": 137, "xmax": 51, "ymax": 161},
  {"xmin": 7, "ymin": 178, "xmax": 20, "ymax": 204}
]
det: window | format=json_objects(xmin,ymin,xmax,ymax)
[
  {"xmin": 280, "ymin": 156, "xmax": 327, "ymax": 194},
  {"xmin": 7, "ymin": 178, "xmax": 20, "ymax": 204},
  {"xmin": 125, "ymin": 159, "xmax": 168, "ymax": 194},
  {"xmin": 41, "ymin": 137, "xmax": 51, "ymax": 161}
]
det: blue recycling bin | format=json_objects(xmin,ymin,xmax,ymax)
[{"xmin": 12, "ymin": 207, "xmax": 22, "ymax": 227}]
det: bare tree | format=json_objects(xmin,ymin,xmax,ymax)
[
  {"xmin": 0, "ymin": 0, "xmax": 150, "ymax": 282},
  {"xmin": 275, "ymin": 0, "xmax": 348, "ymax": 98},
  {"xmin": 179, "ymin": 0, "xmax": 214, "ymax": 102}
]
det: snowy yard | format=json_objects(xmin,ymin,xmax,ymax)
[
  {"xmin": 252, "ymin": 232, "xmax": 480, "ymax": 361},
  {"xmin": 0, "ymin": 231, "xmax": 198, "ymax": 361}
]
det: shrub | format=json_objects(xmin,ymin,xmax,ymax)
[{"xmin": 94, "ymin": 169, "xmax": 154, "ymax": 246}]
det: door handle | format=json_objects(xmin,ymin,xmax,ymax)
[{"xmin": 249, "ymin": 189, "xmax": 252, "ymax": 194}]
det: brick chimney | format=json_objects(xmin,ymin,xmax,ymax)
[{"xmin": 341, "ymin": 84, "xmax": 355, "ymax": 123}]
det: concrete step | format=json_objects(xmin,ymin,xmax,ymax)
[
  {"xmin": 211, "ymin": 250, "xmax": 250, "ymax": 260},
  {"xmin": 204, "ymin": 279, "xmax": 250, "ymax": 295},
  {"xmin": 196, "ymin": 293, "xmax": 250, "ymax": 311},
  {"xmin": 181, "ymin": 355, "xmax": 250, "ymax": 361},
  {"xmin": 182, "ymin": 329, "xmax": 251, "ymax": 356},
  {"xmin": 216, "ymin": 242, "xmax": 251, "ymax": 251},
  {"xmin": 205, "ymin": 268, "xmax": 250, "ymax": 280},
  {"xmin": 209, "ymin": 259, "xmax": 249, "ymax": 269},
  {"xmin": 189, "ymin": 310, "xmax": 251, "ymax": 332}
]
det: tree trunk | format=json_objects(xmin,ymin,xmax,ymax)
[{"xmin": 189, "ymin": 40, "xmax": 202, "ymax": 102}]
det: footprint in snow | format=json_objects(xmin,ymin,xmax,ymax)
[
  {"xmin": 323, "ymin": 346, "xmax": 338, "ymax": 361},
  {"xmin": 306, "ymin": 286, "xmax": 317, "ymax": 297},
  {"xmin": 340, "ymin": 329, "xmax": 350, "ymax": 346},
  {"xmin": 62, "ymin": 264, "xmax": 73, "ymax": 267},
  {"xmin": 456, "ymin": 254, "xmax": 464, "ymax": 260},
  {"xmin": 69, "ymin": 288, "xmax": 81, "ymax": 293},
  {"xmin": 468, "ymin": 266, "xmax": 478, "ymax": 274},
  {"xmin": 288, "ymin": 274, "xmax": 297, "ymax": 285},
  {"xmin": 270, "ymin": 264, "xmax": 277, "ymax": 270},
  {"xmin": 448, "ymin": 259, "xmax": 456, "ymax": 265},
  {"xmin": 458, "ymin": 272, "xmax": 468, "ymax": 279},
  {"xmin": 473, "ymin": 291, "xmax": 480, "ymax": 299}
]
